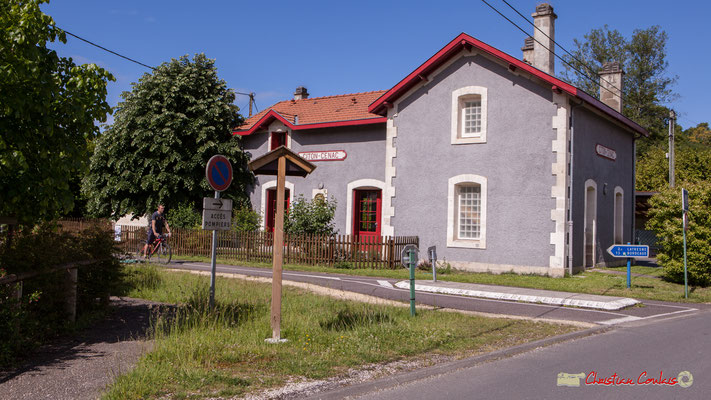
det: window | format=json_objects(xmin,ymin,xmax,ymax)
[
  {"xmin": 270, "ymin": 131, "xmax": 287, "ymax": 150},
  {"xmin": 447, "ymin": 174, "xmax": 487, "ymax": 248},
  {"xmin": 451, "ymin": 86, "xmax": 487, "ymax": 144},
  {"xmin": 614, "ymin": 187, "xmax": 624, "ymax": 244}
]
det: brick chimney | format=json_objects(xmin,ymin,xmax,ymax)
[
  {"xmin": 521, "ymin": 36, "xmax": 534, "ymax": 65},
  {"xmin": 599, "ymin": 62, "xmax": 624, "ymax": 113},
  {"xmin": 294, "ymin": 86, "xmax": 309, "ymax": 100},
  {"xmin": 531, "ymin": 3, "xmax": 556, "ymax": 75}
]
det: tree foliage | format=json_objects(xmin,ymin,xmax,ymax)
[
  {"xmin": 0, "ymin": 0, "xmax": 114, "ymax": 224},
  {"xmin": 232, "ymin": 207, "xmax": 261, "ymax": 233},
  {"xmin": 560, "ymin": 25, "xmax": 677, "ymax": 146},
  {"xmin": 83, "ymin": 54, "xmax": 252, "ymax": 219},
  {"xmin": 647, "ymin": 182, "xmax": 711, "ymax": 287},
  {"xmin": 284, "ymin": 195, "xmax": 337, "ymax": 236},
  {"xmin": 636, "ymin": 141, "xmax": 711, "ymax": 192}
]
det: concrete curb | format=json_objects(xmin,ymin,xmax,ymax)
[
  {"xmin": 305, "ymin": 325, "xmax": 611, "ymax": 400},
  {"xmin": 394, "ymin": 281, "xmax": 639, "ymax": 311}
]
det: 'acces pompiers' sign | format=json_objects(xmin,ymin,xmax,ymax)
[{"xmin": 297, "ymin": 150, "xmax": 347, "ymax": 162}]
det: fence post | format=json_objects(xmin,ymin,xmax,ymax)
[{"xmin": 65, "ymin": 267, "xmax": 78, "ymax": 323}]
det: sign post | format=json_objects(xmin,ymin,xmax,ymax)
[
  {"xmin": 401, "ymin": 244, "xmax": 419, "ymax": 317},
  {"xmin": 204, "ymin": 155, "xmax": 233, "ymax": 309},
  {"xmin": 606, "ymin": 244, "xmax": 649, "ymax": 289},
  {"xmin": 682, "ymin": 188, "xmax": 689, "ymax": 298},
  {"xmin": 428, "ymin": 246, "xmax": 437, "ymax": 282}
]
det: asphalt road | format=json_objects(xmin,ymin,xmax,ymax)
[
  {"xmin": 167, "ymin": 261, "xmax": 706, "ymax": 326},
  {"xmin": 336, "ymin": 310, "xmax": 710, "ymax": 400}
]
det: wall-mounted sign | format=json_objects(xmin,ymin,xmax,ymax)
[
  {"xmin": 297, "ymin": 150, "xmax": 347, "ymax": 162},
  {"xmin": 596, "ymin": 144, "xmax": 617, "ymax": 161}
]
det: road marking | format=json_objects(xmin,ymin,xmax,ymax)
[
  {"xmin": 377, "ymin": 280, "xmax": 394, "ymax": 289},
  {"xmin": 599, "ymin": 316, "xmax": 643, "ymax": 325}
]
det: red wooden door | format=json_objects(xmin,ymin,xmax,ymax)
[
  {"xmin": 353, "ymin": 190, "xmax": 381, "ymax": 239},
  {"xmin": 266, "ymin": 188, "xmax": 290, "ymax": 232}
]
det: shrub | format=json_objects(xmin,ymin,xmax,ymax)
[
  {"xmin": 285, "ymin": 195, "xmax": 337, "ymax": 236},
  {"xmin": 166, "ymin": 202, "xmax": 201, "ymax": 229},
  {"xmin": 232, "ymin": 207, "xmax": 261, "ymax": 233},
  {"xmin": 647, "ymin": 182, "xmax": 711, "ymax": 286},
  {"xmin": 0, "ymin": 223, "xmax": 120, "ymax": 366}
]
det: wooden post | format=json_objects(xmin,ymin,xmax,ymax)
[
  {"xmin": 269, "ymin": 156, "xmax": 287, "ymax": 342},
  {"xmin": 65, "ymin": 267, "xmax": 78, "ymax": 323}
]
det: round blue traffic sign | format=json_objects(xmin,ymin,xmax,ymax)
[{"xmin": 206, "ymin": 155, "xmax": 233, "ymax": 192}]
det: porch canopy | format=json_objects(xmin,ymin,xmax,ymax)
[{"xmin": 248, "ymin": 145, "xmax": 316, "ymax": 177}]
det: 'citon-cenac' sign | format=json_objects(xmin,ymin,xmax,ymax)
[{"xmin": 298, "ymin": 150, "xmax": 347, "ymax": 162}]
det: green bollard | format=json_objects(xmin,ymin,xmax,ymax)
[{"xmin": 408, "ymin": 249, "xmax": 416, "ymax": 316}]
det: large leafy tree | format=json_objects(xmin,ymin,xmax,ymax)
[
  {"xmin": 0, "ymin": 0, "xmax": 114, "ymax": 224},
  {"xmin": 560, "ymin": 25, "xmax": 677, "ymax": 146},
  {"xmin": 83, "ymin": 53, "xmax": 252, "ymax": 220}
]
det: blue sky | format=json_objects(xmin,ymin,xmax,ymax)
[{"xmin": 43, "ymin": 0, "xmax": 708, "ymax": 129}]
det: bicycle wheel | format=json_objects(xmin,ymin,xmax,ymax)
[
  {"xmin": 135, "ymin": 242, "xmax": 148, "ymax": 260},
  {"xmin": 155, "ymin": 242, "xmax": 172, "ymax": 264}
]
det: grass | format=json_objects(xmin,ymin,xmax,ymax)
[
  {"xmin": 170, "ymin": 255, "xmax": 711, "ymax": 303},
  {"xmin": 104, "ymin": 265, "xmax": 579, "ymax": 399}
]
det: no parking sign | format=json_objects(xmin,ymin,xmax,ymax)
[{"xmin": 205, "ymin": 155, "xmax": 233, "ymax": 192}]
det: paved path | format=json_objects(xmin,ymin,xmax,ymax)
[{"xmin": 0, "ymin": 297, "xmax": 157, "ymax": 400}]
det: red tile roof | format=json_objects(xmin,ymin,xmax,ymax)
[{"xmin": 234, "ymin": 91, "xmax": 387, "ymax": 135}]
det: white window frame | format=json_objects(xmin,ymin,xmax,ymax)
[
  {"xmin": 345, "ymin": 179, "xmax": 385, "ymax": 236},
  {"xmin": 451, "ymin": 86, "xmax": 488, "ymax": 145},
  {"xmin": 613, "ymin": 187, "xmax": 624, "ymax": 244},
  {"xmin": 447, "ymin": 174, "xmax": 487, "ymax": 249}
]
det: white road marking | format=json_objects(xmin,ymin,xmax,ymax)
[
  {"xmin": 377, "ymin": 280, "xmax": 394, "ymax": 289},
  {"xmin": 599, "ymin": 316, "xmax": 643, "ymax": 325}
]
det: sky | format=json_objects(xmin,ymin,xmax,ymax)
[{"xmin": 43, "ymin": 0, "xmax": 709, "ymax": 129}]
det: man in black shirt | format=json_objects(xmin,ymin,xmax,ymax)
[{"xmin": 142, "ymin": 204, "xmax": 171, "ymax": 257}]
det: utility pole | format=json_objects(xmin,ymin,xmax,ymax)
[
  {"xmin": 249, "ymin": 92, "xmax": 255, "ymax": 117},
  {"xmin": 668, "ymin": 109, "xmax": 676, "ymax": 188}
]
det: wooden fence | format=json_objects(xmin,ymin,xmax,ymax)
[{"xmin": 58, "ymin": 220, "xmax": 419, "ymax": 270}]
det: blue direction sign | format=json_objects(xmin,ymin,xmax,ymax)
[
  {"xmin": 607, "ymin": 244, "xmax": 649, "ymax": 258},
  {"xmin": 205, "ymin": 155, "xmax": 233, "ymax": 192}
]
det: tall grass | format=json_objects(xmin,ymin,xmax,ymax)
[{"xmin": 104, "ymin": 266, "xmax": 578, "ymax": 399}]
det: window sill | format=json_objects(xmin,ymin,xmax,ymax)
[
  {"xmin": 447, "ymin": 238, "xmax": 486, "ymax": 249},
  {"xmin": 452, "ymin": 136, "xmax": 487, "ymax": 145}
]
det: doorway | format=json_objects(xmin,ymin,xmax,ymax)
[
  {"xmin": 353, "ymin": 189, "xmax": 381, "ymax": 239},
  {"xmin": 266, "ymin": 188, "xmax": 290, "ymax": 232}
]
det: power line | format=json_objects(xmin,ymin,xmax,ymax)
[
  {"xmin": 53, "ymin": 25, "xmax": 156, "ymax": 71},
  {"xmin": 479, "ymin": 0, "xmax": 622, "ymax": 98}
]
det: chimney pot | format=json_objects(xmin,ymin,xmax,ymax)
[
  {"xmin": 294, "ymin": 86, "xmax": 309, "ymax": 100},
  {"xmin": 599, "ymin": 62, "xmax": 625, "ymax": 113},
  {"xmin": 531, "ymin": 3, "xmax": 557, "ymax": 75}
]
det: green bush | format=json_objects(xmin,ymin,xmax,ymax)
[
  {"xmin": 0, "ymin": 223, "xmax": 120, "ymax": 366},
  {"xmin": 232, "ymin": 207, "xmax": 261, "ymax": 233},
  {"xmin": 647, "ymin": 182, "xmax": 711, "ymax": 286},
  {"xmin": 166, "ymin": 203, "xmax": 201, "ymax": 229},
  {"xmin": 285, "ymin": 195, "xmax": 337, "ymax": 236}
]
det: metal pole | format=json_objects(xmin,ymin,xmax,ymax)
[
  {"xmin": 209, "ymin": 190, "xmax": 219, "ymax": 309},
  {"xmin": 626, "ymin": 242, "xmax": 632, "ymax": 289},
  {"xmin": 430, "ymin": 249, "xmax": 437, "ymax": 282},
  {"xmin": 409, "ymin": 249, "xmax": 416, "ymax": 317},
  {"xmin": 683, "ymin": 211, "xmax": 688, "ymax": 299},
  {"xmin": 669, "ymin": 109, "xmax": 676, "ymax": 188}
]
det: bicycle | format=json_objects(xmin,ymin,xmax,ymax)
[{"xmin": 135, "ymin": 233, "xmax": 172, "ymax": 264}]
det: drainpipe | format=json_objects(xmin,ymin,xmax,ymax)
[{"xmin": 567, "ymin": 99, "xmax": 584, "ymax": 276}]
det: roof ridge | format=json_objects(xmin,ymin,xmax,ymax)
[{"xmin": 287, "ymin": 90, "xmax": 387, "ymax": 102}]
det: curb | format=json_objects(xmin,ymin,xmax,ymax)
[
  {"xmin": 305, "ymin": 325, "xmax": 611, "ymax": 400},
  {"xmin": 394, "ymin": 281, "xmax": 639, "ymax": 311}
]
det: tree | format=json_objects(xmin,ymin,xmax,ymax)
[
  {"xmin": 83, "ymin": 54, "xmax": 252, "ymax": 220},
  {"xmin": 0, "ymin": 0, "xmax": 114, "ymax": 224},
  {"xmin": 636, "ymin": 142, "xmax": 711, "ymax": 191},
  {"xmin": 647, "ymin": 182, "xmax": 711, "ymax": 287},
  {"xmin": 684, "ymin": 122, "xmax": 711, "ymax": 146},
  {"xmin": 284, "ymin": 195, "xmax": 337, "ymax": 236},
  {"xmin": 560, "ymin": 25, "xmax": 677, "ymax": 146}
]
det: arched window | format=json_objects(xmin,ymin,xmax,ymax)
[
  {"xmin": 614, "ymin": 187, "xmax": 624, "ymax": 244},
  {"xmin": 447, "ymin": 174, "xmax": 487, "ymax": 248},
  {"xmin": 451, "ymin": 86, "xmax": 488, "ymax": 144}
]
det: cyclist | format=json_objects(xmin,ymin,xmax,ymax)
[{"xmin": 143, "ymin": 204, "xmax": 171, "ymax": 258}]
